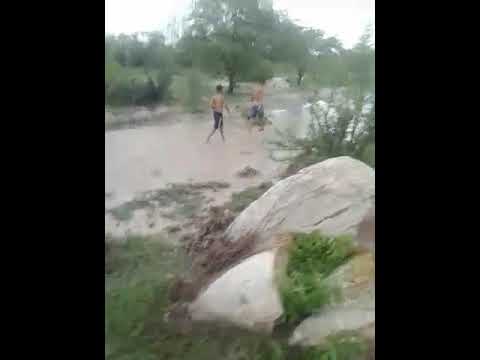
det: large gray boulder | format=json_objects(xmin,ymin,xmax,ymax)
[
  {"xmin": 188, "ymin": 249, "xmax": 283, "ymax": 332},
  {"xmin": 188, "ymin": 157, "xmax": 375, "ymax": 341},
  {"xmin": 226, "ymin": 157, "xmax": 375, "ymax": 251}
]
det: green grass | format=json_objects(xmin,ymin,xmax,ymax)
[
  {"xmin": 225, "ymin": 182, "xmax": 273, "ymax": 213},
  {"xmin": 105, "ymin": 236, "xmax": 289, "ymax": 360},
  {"xmin": 106, "ymin": 236, "xmax": 186, "ymax": 359},
  {"xmin": 300, "ymin": 334, "xmax": 368, "ymax": 360},
  {"xmin": 279, "ymin": 232, "xmax": 355, "ymax": 325},
  {"xmin": 106, "ymin": 233, "xmax": 367, "ymax": 360},
  {"xmin": 251, "ymin": 334, "xmax": 368, "ymax": 360}
]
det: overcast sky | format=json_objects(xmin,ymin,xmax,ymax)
[{"xmin": 105, "ymin": 0, "xmax": 374, "ymax": 48}]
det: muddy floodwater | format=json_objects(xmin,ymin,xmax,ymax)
[
  {"xmin": 105, "ymin": 86, "xmax": 312, "ymax": 236},
  {"xmin": 105, "ymin": 116, "xmax": 282, "ymax": 208}
]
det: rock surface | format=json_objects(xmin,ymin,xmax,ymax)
[
  {"xmin": 289, "ymin": 298, "xmax": 375, "ymax": 347},
  {"xmin": 226, "ymin": 157, "xmax": 375, "ymax": 251},
  {"xmin": 188, "ymin": 157, "xmax": 375, "ymax": 343},
  {"xmin": 188, "ymin": 249, "xmax": 283, "ymax": 332}
]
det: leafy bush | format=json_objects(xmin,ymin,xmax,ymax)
[
  {"xmin": 105, "ymin": 67, "xmax": 174, "ymax": 107},
  {"xmin": 170, "ymin": 69, "xmax": 210, "ymax": 112},
  {"xmin": 270, "ymin": 91, "xmax": 375, "ymax": 174},
  {"xmin": 242, "ymin": 58, "xmax": 274, "ymax": 83},
  {"xmin": 279, "ymin": 231, "xmax": 355, "ymax": 324},
  {"xmin": 105, "ymin": 33, "xmax": 175, "ymax": 106},
  {"xmin": 304, "ymin": 55, "xmax": 350, "ymax": 89}
]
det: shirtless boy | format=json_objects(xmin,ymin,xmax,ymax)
[
  {"xmin": 247, "ymin": 79, "xmax": 266, "ymax": 132},
  {"xmin": 206, "ymin": 84, "xmax": 230, "ymax": 143}
]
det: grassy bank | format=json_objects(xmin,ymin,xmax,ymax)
[{"xmin": 106, "ymin": 231, "xmax": 369, "ymax": 360}]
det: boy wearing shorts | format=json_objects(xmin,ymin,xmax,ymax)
[
  {"xmin": 206, "ymin": 84, "xmax": 230, "ymax": 143},
  {"xmin": 247, "ymin": 79, "xmax": 266, "ymax": 133}
]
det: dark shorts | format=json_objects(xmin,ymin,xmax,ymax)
[
  {"xmin": 248, "ymin": 104, "xmax": 264, "ymax": 120},
  {"xmin": 213, "ymin": 111, "xmax": 223, "ymax": 129}
]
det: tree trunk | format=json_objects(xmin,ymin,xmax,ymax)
[
  {"xmin": 228, "ymin": 73, "xmax": 235, "ymax": 94},
  {"xmin": 297, "ymin": 70, "xmax": 304, "ymax": 86}
]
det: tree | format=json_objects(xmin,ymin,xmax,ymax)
[
  {"xmin": 105, "ymin": 32, "xmax": 176, "ymax": 106},
  {"xmin": 346, "ymin": 25, "xmax": 375, "ymax": 94},
  {"xmin": 270, "ymin": 16, "xmax": 343, "ymax": 86},
  {"xmin": 184, "ymin": 0, "xmax": 275, "ymax": 93}
]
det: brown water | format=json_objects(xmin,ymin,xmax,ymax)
[
  {"xmin": 105, "ymin": 115, "xmax": 279, "ymax": 207},
  {"xmin": 105, "ymin": 83, "xmax": 309, "ymax": 236}
]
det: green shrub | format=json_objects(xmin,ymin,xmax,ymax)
[
  {"xmin": 105, "ymin": 60, "xmax": 174, "ymax": 107},
  {"xmin": 170, "ymin": 69, "xmax": 209, "ymax": 112},
  {"xmin": 288, "ymin": 232, "xmax": 355, "ymax": 276},
  {"xmin": 279, "ymin": 232, "xmax": 355, "ymax": 324},
  {"xmin": 272, "ymin": 62, "xmax": 296, "ymax": 78},
  {"xmin": 270, "ymin": 93, "xmax": 375, "ymax": 174},
  {"xmin": 243, "ymin": 59, "xmax": 274, "ymax": 83}
]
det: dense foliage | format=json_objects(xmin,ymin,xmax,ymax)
[
  {"xmin": 269, "ymin": 26, "xmax": 375, "ymax": 172},
  {"xmin": 279, "ymin": 232, "xmax": 355, "ymax": 324},
  {"xmin": 106, "ymin": 0, "xmax": 374, "ymax": 108},
  {"xmin": 105, "ymin": 32, "xmax": 175, "ymax": 106}
]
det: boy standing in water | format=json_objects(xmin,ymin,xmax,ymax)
[
  {"xmin": 206, "ymin": 84, "xmax": 230, "ymax": 143},
  {"xmin": 247, "ymin": 79, "xmax": 266, "ymax": 133}
]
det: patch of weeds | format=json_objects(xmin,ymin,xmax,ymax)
[
  {"xmin": 236, "ymin": 165, "xmax": 260, "ymax": 178},
  {"xmin": 250, "ymin": 334, "xmax": 368, "ymax": 360},
  {"xmin": 165, "ymin": 225, "xmax": 182, "ymax": 234},
  {"xmin": 106, "ymin": 233, "xmax": 363, "ymax": 360},
  {"xmin": 301, "ymin": 334, "xmax": 369, "ymax": 360},
  {"xmin": 108, "ymin": 182, "xmax": 230, "ymax": 222},
  {"xmin": 226, "ymin": 181, "xmax": 273, "ymax": 213},
  {"xmin": 187, "ymin": 181, "xmax": 230, "ymax": 191},
  {"xmin": 105, "ymin": 235, "xmax": 188, "ymax": 359},
  {"xmin": 279, "ymin": 232, "xmax": 355, "ymax": 324},
  {"xmin": 175, "ymin": 198, "xmax": 204, "ymax": 219},
  {"xmin": 144, "ymin": 185, "xmax": 202, "ymax": 208},
  {"xmin": 281, "ymin": 153, "xmax": 326, "ymax": 178},
  {"xmin": 288, "ymin": 232, "xmax": 355, "ymax": 277},
  {"xmin": 105, "ymin": 234, "xmax": 288, "ymax": 360},
  {"xmin": 109, "ymin": 199, "xmax": 151, "ymax": 221}
]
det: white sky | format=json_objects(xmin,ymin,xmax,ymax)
[{"xmin": 105, "ymin": 0, "xmax": 375, "ymax": 48}]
